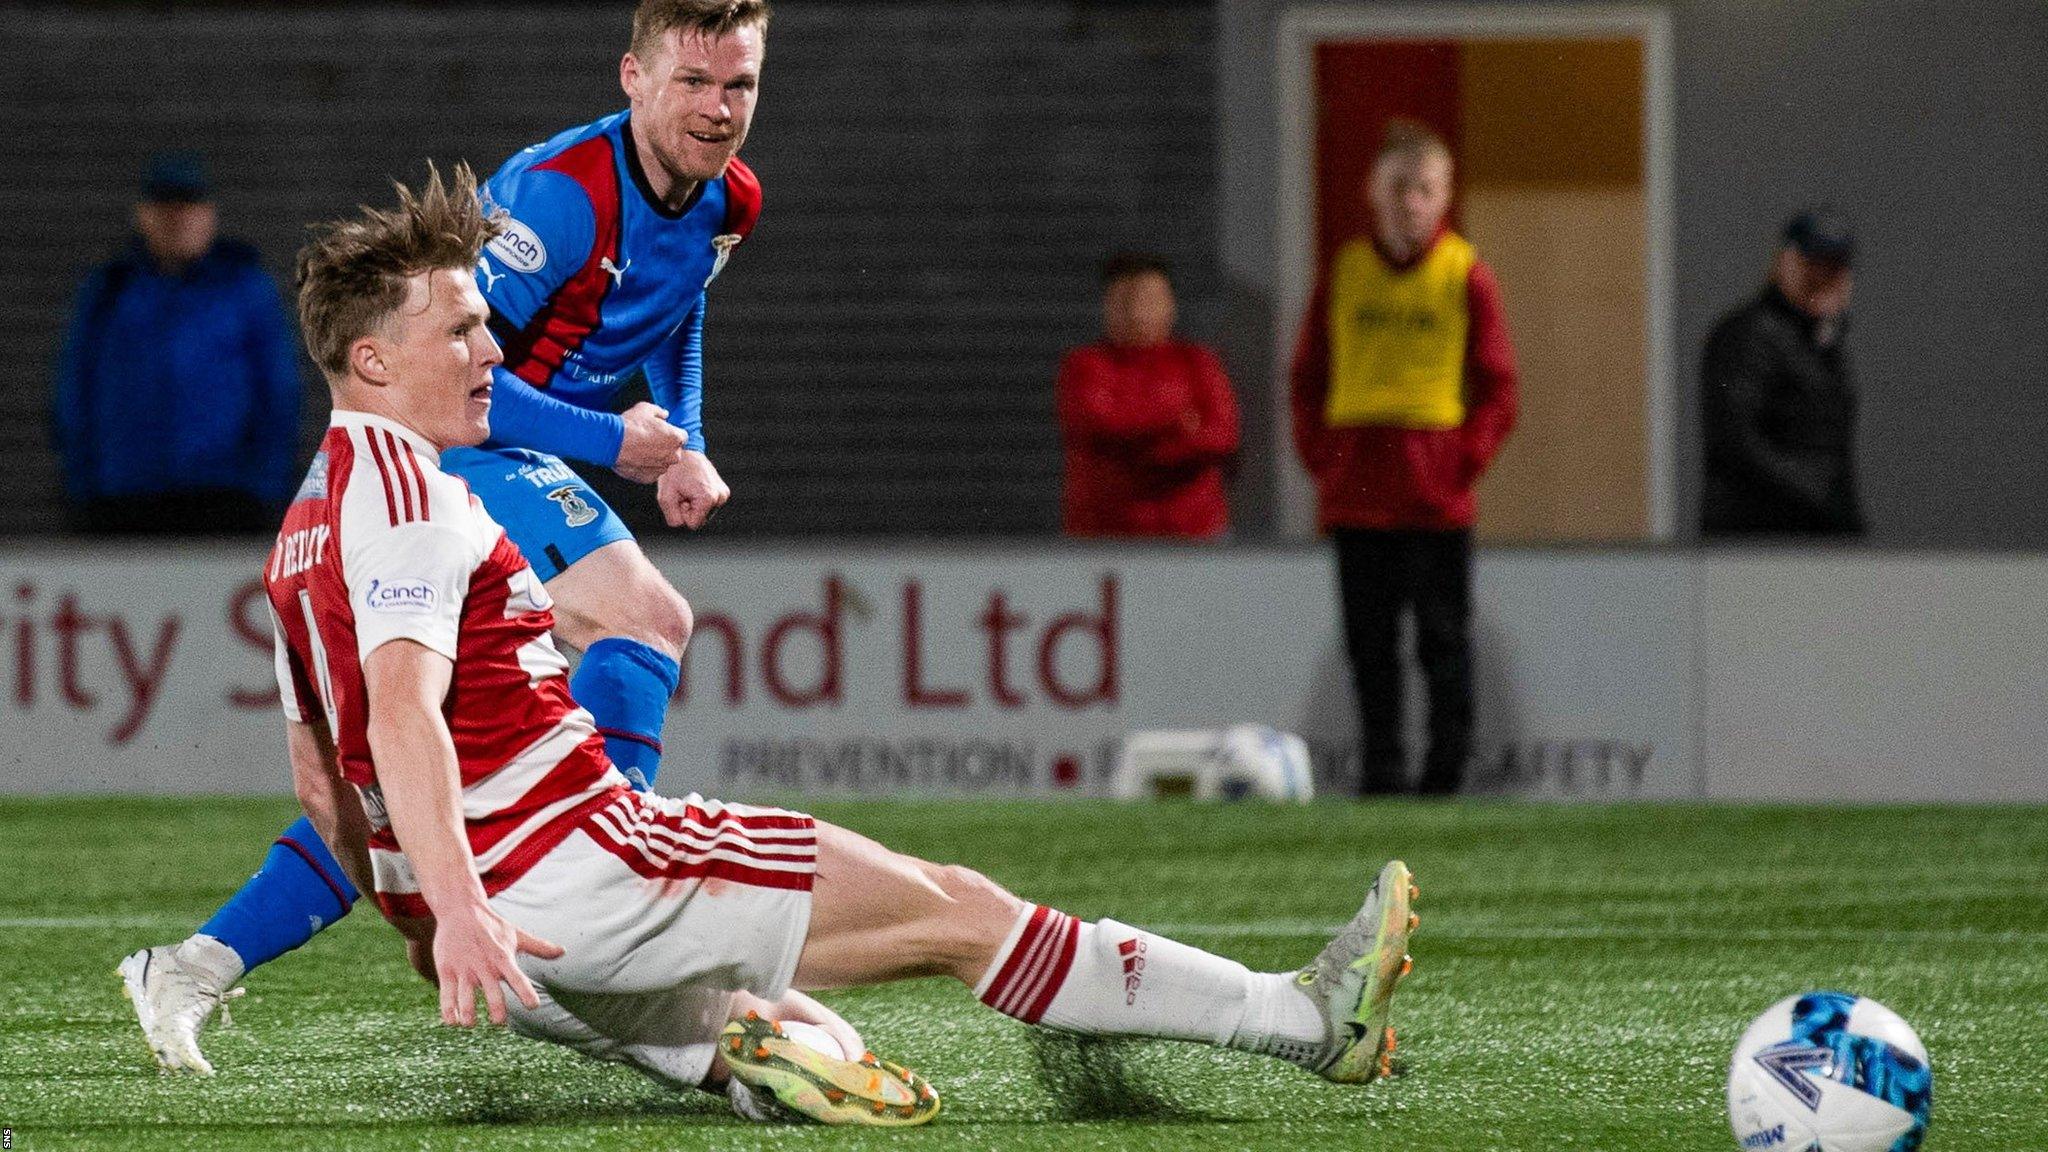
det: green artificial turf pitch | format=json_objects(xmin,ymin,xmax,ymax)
[{"xmin": 3, "ymin": 797, "xmax": 2045, "ymax": 1150}]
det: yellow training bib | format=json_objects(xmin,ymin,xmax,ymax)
[{"xmin": 1324, "ymin": 233, "xmax": 1474, "ymax": 430}]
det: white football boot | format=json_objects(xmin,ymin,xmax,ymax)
[
  {"xmin": 1293, "ymin": 859, "xmax": 1418, "ymax": 1084},
  {"xmin": 117, "ymin": 942, "xmax": 246, "ymax": 1075}
]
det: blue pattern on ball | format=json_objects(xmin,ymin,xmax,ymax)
[{"xmin": 1790, "ymin": 992, "xmax": 1932, "ymax": 1152}]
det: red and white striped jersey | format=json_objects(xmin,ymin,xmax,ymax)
[{"xmin": 265, "ymin": 410, "xmax": 627, "ymax": 918}]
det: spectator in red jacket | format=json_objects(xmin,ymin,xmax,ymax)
[
  {"xmin": 1291, "ymin": 120, "xmax": 1519, "ymax": 796},
  {"xmin": 1057, "ymin": 253, "xmax": 1241, "ymax": 540}
]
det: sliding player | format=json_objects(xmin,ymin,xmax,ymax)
[
  {"xmin": 121, "ymin": 0, "xmax": 778, "ymax": 1072},
  {"xmin": 256, "ymin": 167, "xmax": 1420, "ymax": 1123}
]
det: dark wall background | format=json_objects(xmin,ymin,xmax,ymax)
[
  {"xmin": 7, "ymin": 2, "xmax": 2044, "ymax": 546},
  {"xmin": 0, "ymin": 2, "xmax": 1219, "ymax": 537},
  {"xmin": 1218, "ymin": 0, "xmax": 2048, "ymax": 547}
]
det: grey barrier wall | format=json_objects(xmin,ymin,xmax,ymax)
[
  {"xmin": 1701, "ymin": 552, "xmax": 2048, "ymax": 801},
  {"xmin": 2, "ymin": 543, "xmax": 2041, "ymax": 801}
]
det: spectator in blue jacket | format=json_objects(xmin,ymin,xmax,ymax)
[{"xmin": 53, "ymin": 153, "xmax": 303, "ymax": 534}]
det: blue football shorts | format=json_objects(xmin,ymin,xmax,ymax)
[{"xmin": 441, "ymin": 446, "xmax": 634, "ymax": 582}]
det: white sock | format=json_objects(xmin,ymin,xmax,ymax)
[
  {"xmin": 974, "ymin": 906, "xmax": 1326, "ymax": 1061},
  {"xmin": 1237, "ymin": 970, "xmax": 1334, "ymax": 1066},
  {"xmin": 176, "ymin": 934, "xmax": 246, "ymax": 989}
]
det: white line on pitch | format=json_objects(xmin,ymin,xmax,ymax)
[
  {"xmin": 0, "ymin": 915, "xmax": 191, "ymax": 929},
  {"xmin": 7, "ymin": 915, "xmax": 2045, "ymax": 948},
  {"xmin": 1145, "ymin": 922, "xmax": 2048, "ymax": 945}
]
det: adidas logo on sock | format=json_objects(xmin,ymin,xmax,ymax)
[{"xmin": 1118, "ymin": 937, "xmax": 1148, "ymax": 1005}]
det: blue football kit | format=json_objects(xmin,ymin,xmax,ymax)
[
  {"xmin": 193, "ymin": 112, "xmax": 761, "ymax": 973},
  {"xmin": 453, "ymin": 108, "xmax": 760, "ymax": 587}
]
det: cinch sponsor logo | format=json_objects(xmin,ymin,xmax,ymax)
[
  {"xmin": 1118, "ymin": 937, "xmax": 1148, "ymax": 1005},
  {"xmin": 557, "ymin": 358, "xmax": 623, "ymax": 387},
  {"xmin": 485, "ymin": 218, "xmax": 546, "ymax": 273},
  {"xmin": 1740, "ymin": 1124, "xmax": 1786, "ymax": 1148},
  {"xmin": 364, "ymin": 578, "xmax": 438, "ymax": 615}
]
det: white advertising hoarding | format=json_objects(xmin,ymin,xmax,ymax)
[
  {"xmin": 0, "ymin": 543, "xmax": 1698, "ymax": 798},
  {"xmin": 1701, "ymin": 552, "xmax": 2048, "ymax": 802},
  {"xmin": 2, "ymin": 543, "xmax": 2038, "ymax": 801}
]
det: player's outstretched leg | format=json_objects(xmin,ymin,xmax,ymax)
[
  {"xmin": 793, "ymin": 823, "xmax": 1419, "ymax": 1085},
  {"xmin": 119, "ymin": 814, "xmax": 357, "ymax": 1073}
]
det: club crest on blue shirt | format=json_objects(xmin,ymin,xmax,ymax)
[
  {"xmin": 706, "ymin": 234, "xmax": 742, "ymax": 287},
  {"xmin": 547, "ymin": 485, "xmax": 599, "ymax": 528}
]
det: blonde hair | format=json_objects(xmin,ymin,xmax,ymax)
[
  {"xmin": 294, "ymin": 162, "xmax": 499, "ymax": 378},
  {"xmin": 1375, "ymin": 117, "xmax": 1453, "ymax": 168},
  {"xmin": 630, "ymin": 0, "xmax": 771, "ymax": 58}
]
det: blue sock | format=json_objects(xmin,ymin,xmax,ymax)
[
  {"xmin": 572, "ymin": 637, "xmax": 680, "ymax": 791},
  {"xmin": 197, "ymin": 815, "xmax": 359, "ymax": 971}
]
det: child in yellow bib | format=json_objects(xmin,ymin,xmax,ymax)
[{"xmin": 1323, "ymin": 232, "xmax": 1476, "ymax": 431}]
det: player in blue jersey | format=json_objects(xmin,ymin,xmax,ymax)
[
  {"xmin": 121, "ymin": 0, "xmax": 788, "ymax": 1076},
  {"xmin": 447, "ymin": 22, "xmax": 765, "ymax": 793}
]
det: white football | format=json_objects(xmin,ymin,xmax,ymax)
[
  {"xmin": 780, "ymin": 1019, "xmax": 847, "ymax": 1061},
  {"xmin": 726, "ymin": 1020, "xmax": 852, "ymax": 1122},
  {"xmin": 1110, "ymin": 725, "xmax": 1314, "ymax": 802},
  {"xmin": 1727, "ymin": 991, "xmax": 1932, "ymax": 1152}
]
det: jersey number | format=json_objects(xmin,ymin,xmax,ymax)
[{"xmin": 299, "ymin": 590, "xmax": 342, "ymax": 733}]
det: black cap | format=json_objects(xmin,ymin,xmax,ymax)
[
  {"xmin": 1783, "ymin": 208, "xmax": 1854, "ymax": 268},
  {"xmin": 141, "ymin": 152, "xmax": 211, "ymax": 204}
]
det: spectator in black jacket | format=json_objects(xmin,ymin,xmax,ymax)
[{"xmin": 1701, "ymin": 209, "xmax": 1865, "ymax": 538}]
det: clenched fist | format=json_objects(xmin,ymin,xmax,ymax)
[
  {"xmin": 614, "ymin": 402, "xmax": 690, "ymax": 484},
  {"xmin": 657, "ymin": 451, "xmax": 731, "ymax": 529}
]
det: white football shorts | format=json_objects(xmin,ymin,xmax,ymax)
[{"xmin": 488, "ymin": 790, "xmax": 819, "ymax": 1087}]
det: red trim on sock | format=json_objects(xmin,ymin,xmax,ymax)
[
  {"xmin": 1001, "ymin": 910, "xmax": 1067, "ymax": 1016},
  {"xmin": 1019, "ymin": 913, "xmax": 1082, "ymax": 1024},
  {"xmin": 276, "ymin": 836, "xmax": 353, "ymax": 917},
  {"xmin": 981, "ymin": 905, "xmax": 1053, "ymax": 1011},
  {"xmin": 981, "ymin": 906, "xmax": 1086, "ymax": 1024},
  {"xmin": 597, "ymin": 726, "xmax": 664, "ymax": 753}
]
